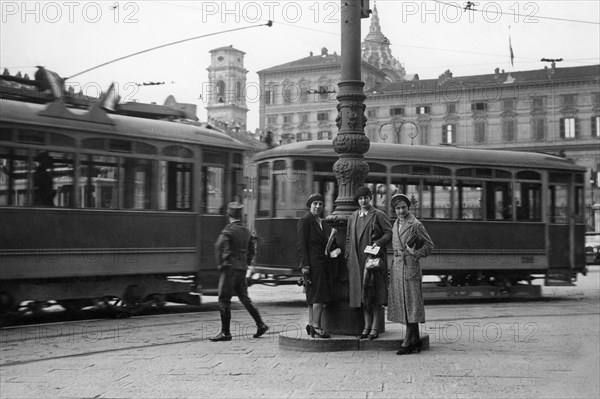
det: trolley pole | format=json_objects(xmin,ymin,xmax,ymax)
[{"xmin": 323, "ymin": 0, "xmax": 372, "ymax": 335}]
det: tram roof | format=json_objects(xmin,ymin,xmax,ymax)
[
  {"xmin": 255, "ymin": 141, "xmax": 585, "ymax": 172},
  {"xmin": 0, "ymin": 100, "xmax": 250, "ymax": 150}
]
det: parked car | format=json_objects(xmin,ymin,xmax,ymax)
[{"xmin": 585, "ymin": 233, "xmax": 600, "ymax": 265}]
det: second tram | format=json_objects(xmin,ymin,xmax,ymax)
[{"xmin": 251, "ymin": 141, "xmax": 587, "ymax": 297}]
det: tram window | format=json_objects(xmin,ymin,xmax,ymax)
[
  {"xmin": 575, "ymin": 186, "xmax": 584, "ymax": 223},
  {"xmin": 81, "ymin": 156, "xmax": 119, "ymax": 209},
  {"xmin": 203, "ymin": 165, "xmax": 224, "ymax": 214},
  {"xmin": 486, "ymin": 182, "xmax": 513, "ymax": 221},
  {"xmin": 457, "ymin": 181, "xmax": 483, "ymax": 220},
  {"xmin": 274, "ymin": 173, "xmax": 289, "ymax": 217},
  {"xmin": 1, "ymin": 147, "xmax": 32, "ymax": 206},
  {"xmin": 422, "ymin": 180, "xmax": 452, "ymax": 219},
  {"xmin": 257, "ymin": 163, "xmax": 271, "ymax": 217},
  {"xmin": 0, "ymin": 148, "xmax": 74, "ymax": 207},
  {"xmin": 312, "ymin": 179, "xmax": 336, "ymax": 217},
  {"xmin": 549, "ymin": 185, "xmax": 568, "ymax": 224},
  {"xmin": 123, "ymin": 158, "xmax": 154, "ymax": 210},
  {"xmin": 515, "ymin": 182, "xmax": 542, "ymax": 221},
  {"xmin": 48, "ymin": 152, "xmax": 75, "ymax": 208},
  {"xmin": 166, "ymin": 162, "xmax": 192, "ymax": 211},
  {"xmin": 370, "ymin": 183, "xmax": 389, "ymax": 210}
]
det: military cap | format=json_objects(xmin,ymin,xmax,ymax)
[{"xmin": 227, "ymin": 202, "xmax": 244, "ymax": 219}]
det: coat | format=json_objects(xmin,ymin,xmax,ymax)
[
  {"xmin": 297, "ymin": 212, "xmax": 337, "ymax": 304},
  {"xmin": 345, "ymin": 207, "xmax": 392, "ymax": 308},
  {"xmin": 214, "ymin": 221, "xmax": 256, "ymax": 271},
  {"xmin": 387, "ymin": 213, "xmax": 434, "ymax": 324}
]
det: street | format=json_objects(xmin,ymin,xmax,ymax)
[{"xmin": 1, "ymin": 268, "xmax": 598, "ymax": 399}]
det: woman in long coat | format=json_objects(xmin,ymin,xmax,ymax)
[
  {"xmin": 297, "ymin": 193, "xmax": 338, "ymax": 338},
  {"xmin": 388, "ymin": 193, "xmax": 434, "ymax": 355},
  {"xmin": 345, "ymin": 186, "xmax": 392, "ymax": 339}
]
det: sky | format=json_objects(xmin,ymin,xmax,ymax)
[{"xmin": 1, "ymin": 0, "xmax": 599, "ymax": 131}]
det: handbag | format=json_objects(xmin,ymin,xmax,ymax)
[{"xmin": 365, "ymin": 255, "xmax": 382, "ymax": 270}]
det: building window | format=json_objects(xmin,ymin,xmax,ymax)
[
  {"xmin": 533, "ymin": 118, "xmax": 545, "ymax": 141},
  {"xmin": 318, "ymin": 86, "xmax": 329, "ymax": 101},
  {"xmin": 592, "ymin": 116, "xmax": 600, "ymax": 137},
  {"xmin": 317, "ymin": 112, "xmax": 329, "ymax": 121},
  {"xmin": 283, "ymin": 88, "xmax": 292, "ymax": 104},
  {"xmin": 297, "ymin": 132, "xmax": 311, "ymax": 142},
  {"xmin": 561, "ymin": 94, "xmax": 576, "ymax": 108},
  {"xmin": 503, "ymin": 99, "xmax": 515, "ymax": 111},
  {"xmin": 267, "ymin": 115, "xmax": 277, "ymax": 125},
  {"xmin": 318, "ymin": 131, "xmax": 331, "ymax": 140},
  {"xmin": 471, "ymin": 102, "xmax": 487, "ymax": 112},
  {"xmin": 503, "ymin": 119, "xmax": 516, "ymax": 141},
  {"xmin": 367, "ymin": 109, "xmax": 377, "ymax": 118},
  {"xmin": 300, "ymin": 113, "xmax": 309, "ymax": 123},
  {"xmin": 474, "ymin": 121, "xmax": 486, "ymax": 143},
  {"xmin": 442, "ymin": 124, "xmax": 456, "ymax": 144},
  {"xmin": 532, "ymin": 97, "xmax": 544, "ymax": 110},
  {"xmin": 236, "ymin": 82, "xmax": 242, "ymax": 101},
  {"xmin": 419, "ymin": 124, "xmax": 430, "ymax": 145},
  {"xmin": 416, "ymin": 106, "xmax": 430, "ymax": 115},
  {"xmin": 265, "ymin": 90, "xmax": 273, "ymax": 105},
  {"xmin": 446, "ymin": 103, "xmax": 457, "ymax": 114},
  {"xmin": 560, "ymin": 117, "xmax": 577, "ymax": 139},
  {"xmin": 283, "ymin": 114, "xmax": 292, "ymax": 124},
  {"xmin": 390, "ymin": 107, "xmax": 404, "ymax": 116}
]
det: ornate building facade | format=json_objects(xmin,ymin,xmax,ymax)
[{"xmin": 255, "ymin": 5, "xmax": 599, "ymax": 229}]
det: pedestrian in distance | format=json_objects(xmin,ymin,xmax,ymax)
[
  {"xmin": 209, "ymin": 202, "xmax": 269, "ymax": 342},
  {"xmin": 345, "ymin": 186, "xmax": 392, "ymax": 340},
  {"xmin": 297, "ymin": 193, "xmax": 341, "ymax": 338},
  {"xmin": 387, "ymin": 193, "xmax": 434, "ymax": 355}
]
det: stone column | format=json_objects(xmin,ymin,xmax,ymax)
[{"xmin": 323, "ymin": 0, "xmax": 375, "ymax": 335}]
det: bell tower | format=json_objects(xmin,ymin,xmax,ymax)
[{"xmin": 206, "ymin": 45, "xmax": 249, "ymax": 131}]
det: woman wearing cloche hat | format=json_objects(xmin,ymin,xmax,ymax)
[
  {"xmin": 345, "ymin": 186, "xmax": 392, "ymax": 340},
  {"xmin": 297, "ymin": 193, "xmax": 339, "ymax": 338},
  {"xmin": 388, "ymin": 193, "xmax": 434, "ymax": 355}
]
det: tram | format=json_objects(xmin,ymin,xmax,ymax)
[
  {"xmin": 0, "ymin": 68, "xmax": 250, "ymax": 312},
  {"xmin": 251, "ymin": 140, "xmax": 587, "ymax": 298}
]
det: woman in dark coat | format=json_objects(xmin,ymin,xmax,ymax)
[
  {"xmin": 387, "ymin": 193, "xmax": 434, "ymax": 355},
  {"xmin": 297, "ymin": 193, "xmax": 338, "ymax": 338},
  {"xmin": 345, "ymin": 186, "xmax": 392, "ymax": 340}
]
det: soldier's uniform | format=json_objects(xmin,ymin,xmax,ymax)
[{"xmin": 210, "ymin": 202, "xmax": 269, "ymax": 341}]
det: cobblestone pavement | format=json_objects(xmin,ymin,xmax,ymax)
[{"xmin": 1, "ymin": 268, "xmax": 598, "ymax": 399}]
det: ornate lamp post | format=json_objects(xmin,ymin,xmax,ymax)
[{"xmin": 323, "ymin": 0, "xmax": 372, "ymax": 335}]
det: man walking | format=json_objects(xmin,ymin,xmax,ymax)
[{"xmin": 209, "ymin": 202, "xmax": 269, "ymax": 342}]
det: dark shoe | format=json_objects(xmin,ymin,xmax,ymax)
[
  {"xmin": 396, "ymin": 339, "xmax": 422, "ymax": 355},
  {"xmin": 312, "ymin": 326, "xmax": 330, "ymax": 339},
  {"xmin": 254, "ymin": 324, "xmax": 269, "ymax": 338},
  {"xmin": 306, "ymin": 324, "xmax": 311, "ymax": 336},
  {"xmin": 360, "ymin": 329, "xmax": 370, "ymax": 339},
  {"xmin": 368, "ymin": 329, "xmax": 379, "ymax": 340},
  {"xmin": 209, "ymin": 332, "xmax": 232, "ymax": 342}
]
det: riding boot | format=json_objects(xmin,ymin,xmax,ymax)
[{"xmin": 219, "ymin": 301, "xmax": 231, "ymax": 335}]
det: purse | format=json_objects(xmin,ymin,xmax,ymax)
[{"xmin": 365, "ymin": 255, "xmax": 382, "ymax": 270}]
